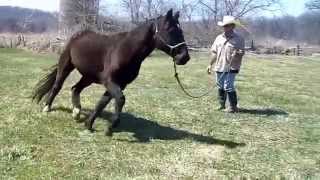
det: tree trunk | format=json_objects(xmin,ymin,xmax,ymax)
[{"xmin": 59, "ymin": 0, "xmax": 100, "ymax": 37}]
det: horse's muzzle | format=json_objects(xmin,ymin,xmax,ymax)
[{"xmin": 174, "ymin": 51, "xmax": 190, "ymax": 65}]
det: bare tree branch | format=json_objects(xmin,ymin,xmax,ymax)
[
  {"xmin": 306, "ymin": 0, "xmax": 320, "ymax": 10},
  {"xmin": 59, "ymin": 0, "xmax": 100, "ymax": 35},
  {"xmin": 198, "ymin": 0, "xmax": 281, "ymax": 18},
  {"xmin": 198, "ymin": 0, "xmax": 217, "ymax": 14}
]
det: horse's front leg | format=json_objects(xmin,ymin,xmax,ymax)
[
  {"xmin": 84, "ymin": 91, "xmax": 112, "ymax": 131},
  {"xmin": 105, "ymin": 81, "xmax": 125, "ymax": 136}
]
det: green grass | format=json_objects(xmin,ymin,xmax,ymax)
[{"xmin": 0, "ymin": 48, "xmax": 320, "ymax": 179}]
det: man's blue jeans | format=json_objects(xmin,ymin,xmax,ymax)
[{"xmin": 216, "ymin": 72, "xmax": 237, "ymax": 92}]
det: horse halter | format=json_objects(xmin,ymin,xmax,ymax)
[{"xmin": 154, "ymin": 22, "xmax": 187, "ymax": 56}]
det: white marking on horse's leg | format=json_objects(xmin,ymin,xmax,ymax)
[
  {"xmin": 72, "ymin": 107, "xmax": 81, "ymax": 120},
  {"xmin": 42, "ymin": 105, "xmax": 51, "ymax": 113}
]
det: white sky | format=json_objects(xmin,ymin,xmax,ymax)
[
  {"xmin": 0, "ymin": 0, "xmax": 59, "ymax": 12},
  {"xmin": 0, "ymin": 0, "xmax": 307, "ymax": 16}
]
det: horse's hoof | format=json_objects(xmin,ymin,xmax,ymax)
[
  {"xmin": 42, "ymin": 105, "xmax": 51, "ymax": 113},
  {"xmin": 72, "ymin": 108, "xmax": 81, "ymax": 120},
  {"xmin": 112, "ymin": 119, "xmax": 120, "ymax": 128},
  {"xmin": 88, "ymin": 128, "xmax": 95, "ymax": 133},
  {"xmin": 85, "ymin": 125, "xmax": 95, "ymax": 133},
  {"xmin": 84, "ymin": 120, "xmax": 93, "ymax": 131},
  {"xmin": 105, "ymin": 128, "xmax": 113, "ymax": 137}
]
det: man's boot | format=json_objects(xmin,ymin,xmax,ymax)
[
  {"xmin": 227, "ymin": 91, "xmax": 239, "ymax": 113},
  {"xmin": 217, "ymin": 89, "xmax": 226, "ymax": 110}
]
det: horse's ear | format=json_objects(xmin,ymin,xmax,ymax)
[
  {"xmin": 166, "ymin": 9, "xmax": 173, "ymax": 19},
  {"xmin": 174, "ymin": 11, "xmax": 180, "ymax": 20}
]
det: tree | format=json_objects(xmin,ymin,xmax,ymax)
[
  {"xmin": 121, "ymin": 0, "xmax": 142, "ymax": 24},
  {"xmin": 180, "ymin": 0, "xmax": 199, "ymax": 21},
  {"xmin": 198, "ymin": 0, "xmax": 218, "ymax": 23},
  {"xmin": 121, "ymin": 0, "xmax": 176, "ymax": 24},
  {"xmin": 59, "ymin": 0, "xmax": 100, "ymax": 35},
  {"xmin": 0, "ymin": 6, "xmax": 57, "ymax": 33},
  {"xmin": 305, "ymin": 0, "xmax": 320, "ymax": 10},
  {"xmin": 198, "ymin": 0, "xmax": 281, "ymax": 18}
]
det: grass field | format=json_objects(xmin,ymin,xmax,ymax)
[{"xmin": 0, "ymin": 48, "xmax": 320, "ymax": 179}]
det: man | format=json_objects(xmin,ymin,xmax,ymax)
[{"xmin": 207, "ymin": 16, "xmax": 245, "ymax": 113}]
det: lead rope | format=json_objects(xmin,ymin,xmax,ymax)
[
  {"xmin": 173, "ymin": 38, "xmax": 232, "ymax": 98},
  {"xmin": 173, "ymin": 62, "xmax": 214, "ymax": 98},
  {"xmin": 153, "ymin": 20, "xmax": 232, "ymax": 98}
]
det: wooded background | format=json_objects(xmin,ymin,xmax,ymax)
[{"xmin": 0, "ymin": 0, "xmax": 320, "ymax": 49}]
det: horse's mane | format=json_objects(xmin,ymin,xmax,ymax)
[
  {"xmin": 68, "ymin": 16, "xmax": 163, "ymax": 42},
  {"xmin": 129, "ymin": 16, "xmax": 162, "ymax": 32}
]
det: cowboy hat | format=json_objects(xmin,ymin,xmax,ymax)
[{"xmin": 217, "ymin": 16, "xmax": 241, "ymax": 27}]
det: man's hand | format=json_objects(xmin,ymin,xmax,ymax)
[
  {"xmin": 207, "ymin": 65, "xmax": 212, "ymax": 74},
  {"xmin": 208, "ymin": 53, "xmax": 216, "ymax": 74}
]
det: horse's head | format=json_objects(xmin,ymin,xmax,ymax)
[{"xmin": 154, "ymin": 9, "xmax": 190, "ymax": 65}]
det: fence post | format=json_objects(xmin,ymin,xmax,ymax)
[
  {"xmin": 251, "ymin": 40, "xmax": 255, "ymax": 50},
  {"xmin": 297, "ymin": 44, "xmax": 302, "ymax": 56}
]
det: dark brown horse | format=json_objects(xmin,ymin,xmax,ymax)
[{"xmin": 32, "ymin": 9, "xmax": 190, "ymax": 136}]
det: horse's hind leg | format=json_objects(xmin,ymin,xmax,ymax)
[
  {"xmin": 84, "ymin": 91, "xmax": 112, "ymax": 131},
  {"xmin": 43, "ymin": 62, "xmax": 74, "ymax": 112},
  {"xmin": 71, "ymin": 77, "xmax": 92, "ymax": 119}
]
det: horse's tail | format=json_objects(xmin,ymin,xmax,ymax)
[
  {"xmin": 32, "ymin": 37, "xmax": 74, "ymax": 104},
  {"xmin": 32, "ymin": 64, "xmax": 58, "ymax": 104},
  {"xmin": 32, "ymin": 34, "xmax": 81, "ymax": 103}
]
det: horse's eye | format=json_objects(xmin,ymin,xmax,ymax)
[{"xmin": 168, "ymin": 28, "xmax": 176, "ymax": 33}]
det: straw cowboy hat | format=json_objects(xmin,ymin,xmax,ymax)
[{"xmin": 217, "ymin": 16, "xmax": 241, "ymax": 27}]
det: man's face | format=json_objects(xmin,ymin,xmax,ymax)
[{"xmin": 223, "ymin": 24, "xmax": 235, "ymax": 33}]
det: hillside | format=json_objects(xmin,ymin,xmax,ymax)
[{"xmin": 0, "ymin": 6, "xmax": 57, "ymax": 33}]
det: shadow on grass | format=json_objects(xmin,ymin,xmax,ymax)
[
  {"xmin": 52, "ymin": 106, "xmax": 73, "ymax": 113},
  {"xmin": 238, "ymin": 108, "xmax": 288, "ymax": 116},
  {"xmin": 53, "ymin": 106, "xmax": 245, "ymax": 148}
]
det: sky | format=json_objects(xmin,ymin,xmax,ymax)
[
  {"xmin": 278, "ymin": 0, "xmax": 307, "ymax": 17},
  {"xmin": 0, "ymin": 0, "xmax": 308, "ymax": 17},
  {"xmin": 0, "ymin": 0, "xmax": 59, "ymax": 12}
]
